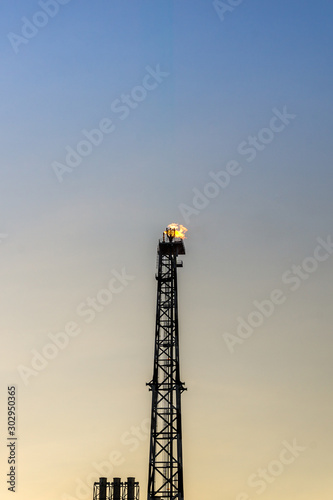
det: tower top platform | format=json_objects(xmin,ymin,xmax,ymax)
[{"xmin": 158, "ymin": 239, "xmax": 185, "ymax": 256}]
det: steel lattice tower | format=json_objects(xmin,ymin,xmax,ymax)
[{"xmin": 147, "ymin": 227, "xmax": 186, "ymax": 500}]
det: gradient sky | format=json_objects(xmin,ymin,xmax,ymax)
[{"xmin": 1, "ymin": 1, "xmax": 333, "ymax": 499}]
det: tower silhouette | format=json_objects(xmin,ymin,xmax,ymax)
[{"xmin": 147, "ymin": 227, "xmax": 186, "ymax": 500}]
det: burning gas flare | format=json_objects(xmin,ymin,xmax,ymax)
[{"xmin": 164, "ymin": 223, "xmax": 188, "ymax": 240}]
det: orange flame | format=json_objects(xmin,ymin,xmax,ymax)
[{"xmin": 164, "ymin": 223, "xmax": 188, "ymax": 240}]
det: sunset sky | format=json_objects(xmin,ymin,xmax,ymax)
[{"xmin": 1, "ymin": 1, "xmax": 333, "ymax": 499}]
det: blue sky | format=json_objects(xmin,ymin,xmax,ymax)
[{"xmin": 1, "ymin": 1, "xmax": 333, "ymax": 500}]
